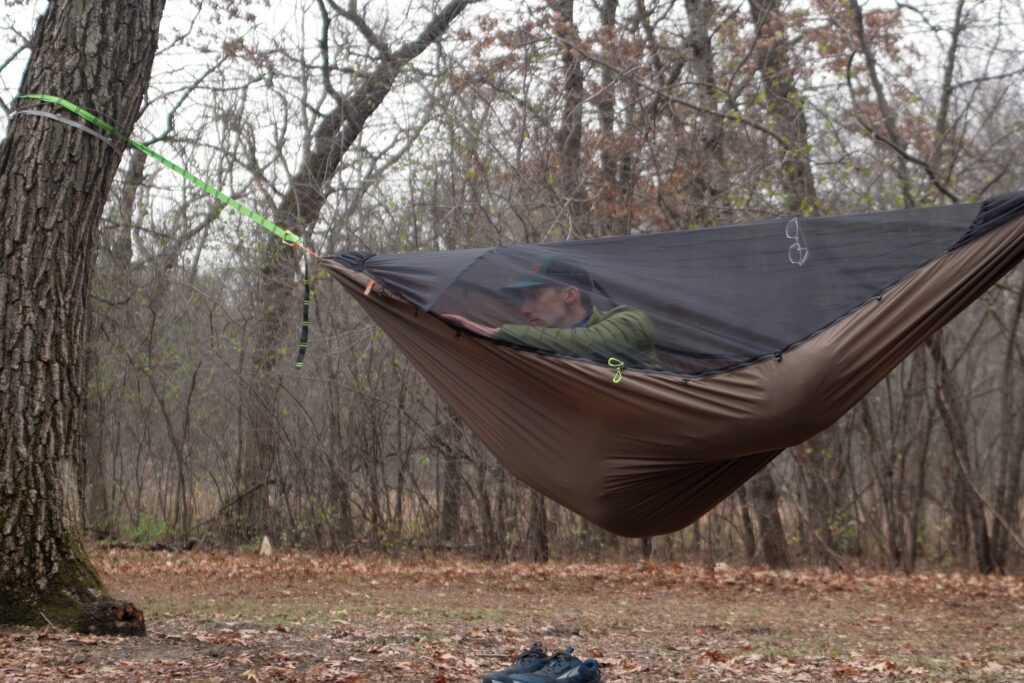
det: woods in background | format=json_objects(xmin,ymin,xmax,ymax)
[{"xmin": 5, "ymin": 0, "xmax": 1022, "ymax": 574}]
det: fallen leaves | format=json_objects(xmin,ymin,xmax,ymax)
[{"xmin": 0, "ymin": 550, "xmax": 1020, "ymax": 681}]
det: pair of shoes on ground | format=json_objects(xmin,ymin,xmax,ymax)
[{"xmin": 482, "ymin": 643, "xmax": 601, "ymax": 682}]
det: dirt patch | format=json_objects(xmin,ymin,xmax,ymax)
[{"xmin": 1, "ymin": 550, "xmax": 1021, "ymax": 681}]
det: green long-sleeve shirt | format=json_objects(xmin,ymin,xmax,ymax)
[{"xmin": 496, "ymin": 305, "xmax": 660, "ymax": 369}]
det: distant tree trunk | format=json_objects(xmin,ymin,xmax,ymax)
[
  {"xmin": 859, "ymin": 398, "xmax": 899, "ymax": 568},
  {"xmin": 82, "ymin": 337, "xmax": 111, "ymax": 539},
  {"xmin": 475, "ymin": 454, "xmax": 499, "ymax": 559},
  {"xmin": 743, "ymin": 0, "xmax": 815, "ymax": 571},
  {"xmin": 991, "ymin": 278, "xmax": 1024, "ymax": 570},
  {"xmin": 749, "ymin": 0, "xmax": 818, "ymax": 215},
  {"xmin": 0, "ymin": 0, "xmax": 164, "ymax": 631},
  {"xmin": 439, "ymin": 410, "xmax": 463, "ymax": 541},
  {"xmin": 749, "ymin": 467, "xmax": 791, "ymax": 568},
  {"xmin": 904, "ymin": 419, "xmax": 930, "ymax": 573},
  {"xmin": 898, "ymin": 348, "xmax": 932, "ymax": 573},
  {"xmin": 795, "ymin": 436, "xmax": 833, "ymax": 565},
  {"xmin": 494, "ymin": 466, "xmax": 512, "ymax": 561},
  {"xmin": 736, "ymin": 486, "xmax": 758, "ymax": 562},
  {"xmin": 690, "ymin": 517, "xmax": 702, "ymax": 555},
  {"xmin": 325, "ymin": 372, "xmax": 354, "ymax": 546},
  {"xmin": 684, "ymin": 0, "xmax": 727, "ymax": 224},
  {"xmin": 551, "ymin": 0, "xmax": 587, "ymax": 234},
  {"xmin": 528, "ymin": 491, "xmax": 550, "ymax": 562},
  {"xmin": 594, "ymin": 0, "xmax": 633, "ymax": 236},
  {"xmin": 82, "ymin": 148, "xmax": 147, "ymax": 540},
  {"xmin": 929, "ymin": 334, "xmax": 996, "ymax": 574}
]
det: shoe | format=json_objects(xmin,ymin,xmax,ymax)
[
  {"xmin": 509, "ymin": 647, "xmax": 601, "ymax": 682},
  {"xmin": 482, "ymin": 642, "xmax": 549, "ymax": 682}
]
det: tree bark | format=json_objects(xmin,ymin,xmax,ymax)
[{"xmin": 0, "ymin": 0, "xmax": 165, "ymax": 631}]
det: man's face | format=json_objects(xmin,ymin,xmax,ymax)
[{"xmin": 520, "ymin": 285, "xmax": 577, "ymax": 328}]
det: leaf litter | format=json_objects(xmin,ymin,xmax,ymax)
[{"xmin": 0, "ymin": 549, "xmax": 1021, "ymax": 681}]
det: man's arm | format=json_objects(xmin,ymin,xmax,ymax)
[
  {"xmin": 496, "ymin": 307, "xmax": 656, "ymax": 363},
  {"xmin": 441, "ymin": 313, "xmax": 498, "ymax": 338}
]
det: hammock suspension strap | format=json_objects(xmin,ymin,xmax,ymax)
[{"xmin": 15, "ymin": 93, "xmax": 318, "ymax": 367}]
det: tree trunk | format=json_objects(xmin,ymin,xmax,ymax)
[
  {"xmin": 749, "ymin": 0, "xmax": 818, "ymax": 215},
  {"xmin": 795, "ymin": 436, "xmax": 834, "ymax": 565},
  {"xmin": 899, "ymin": 347, "xmax": 932, "ymax": 573},
  {"xmin": 82, "ymin": 337, "xmax": 111, "ymax": 539},
  {"xmin": 475, "ymin": 454, "xmax": 499, "ymax": 559},
  {"xmin": 594, "ymin": 0, "xmax": 635, "ymax": 236},
  {"xmin": 325, "ymin": 370, "xmax": 355, "ymax": 546},
  {"xmin": 929, "ymin": 335, "xmax": 996, "ymax": 574},
  {"xmin": 436, "ymin": 406, "xmax": 465, "ymax": 541},
  {"xmin": 528, "ymin": 490, "xmax": 550, "ymax": 562},
  {"xmin": 0, "ymin": 0, "xmax": 164, "ymax": 631},
  {"xmin": 551, "ymin": 0, "xmax": 587, "ymax": 235},
  {"xmin": 993, "ymin": 278, "xmax": 1024, "ymax": 570},
  {"xmin": 749, "ymin": 467, "xmax": 791, "ymax": 568},
  {"xmin": 684, "ymin": 0, "xmax": 727, "ymax": 224},
  {"xmin": 737, "ymin": 485, "xmax": 758, "ymax": 562}
]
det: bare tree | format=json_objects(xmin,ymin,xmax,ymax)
[{"xmin": 236, "ymin": 0, "xmax": 478, "ymax": 542}]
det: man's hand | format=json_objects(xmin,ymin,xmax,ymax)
[{"xmin": 441, "ymin": 313, "xmax": 499, "ymax": 338}]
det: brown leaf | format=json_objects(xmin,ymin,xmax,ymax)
[
  {"xmin": 868, "ymin": 660, "xmax": 898, "ymax": 672},
  {"xmin": 832, "ymin": 664, "xmax": 863, "ymax": 676}
]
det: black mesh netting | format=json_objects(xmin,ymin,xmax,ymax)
[{"xmin": 337, "ymin": 192, "xmax": 1024, "ymax": 377}]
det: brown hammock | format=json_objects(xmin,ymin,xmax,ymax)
[{"xmin": 322, "ymin": 197, "xmax": 1024, "ymax": 537}]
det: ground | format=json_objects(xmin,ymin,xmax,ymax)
[{"xmin": 1, "ymin": 549, "xmax": 1022, "ymax": 682}]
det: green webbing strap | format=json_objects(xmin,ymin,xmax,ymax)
[
  {"xmin": 295, "ymin": 256, "xmax": 312, "ymax": 369},
  {"xmin": 17, "ymin": 94, "xmax": 316, "ymax": 368},
  {"xmin": 17, "ymin": 94, "xmax": 304, "ymax": 247}
]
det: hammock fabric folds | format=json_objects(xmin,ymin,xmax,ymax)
[{"xmin": 324, "ymin": 193, "xmax": 1024, "ymax": 537}]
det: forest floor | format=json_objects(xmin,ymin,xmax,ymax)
[{"xmin": 0, "ymin": 549, "xmax": 1021, "ymax": 682}]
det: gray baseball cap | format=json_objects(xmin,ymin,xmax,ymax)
[{"xmin": 502, "ymin": 254, "xmax": 592, "ymax": 293}]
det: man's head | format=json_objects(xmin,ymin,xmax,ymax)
[{"xmin": 503, "ymin": 254, "xmax": 593, "ymax": 328}]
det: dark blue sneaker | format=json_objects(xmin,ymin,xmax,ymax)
[
  {"xmin": 509, "ymin": 647, "xmax": 601, "ymax": 682},
  {"xmin": 482, "ymin": 642, "xmax": 549, "ymax": 682}
]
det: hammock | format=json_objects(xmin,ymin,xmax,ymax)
[{"xmin": 323, "ymin": 193, "xmax": 1024, "ymax": 537}]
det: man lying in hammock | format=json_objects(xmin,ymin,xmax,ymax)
[{"xmin": 442, "ymin": 254, "xmax": 660, "ymax": 370}]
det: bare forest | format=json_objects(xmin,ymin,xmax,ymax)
[{"xmin": 4, "ymin": 0, "xmax": 1024, "ymax": 575}]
